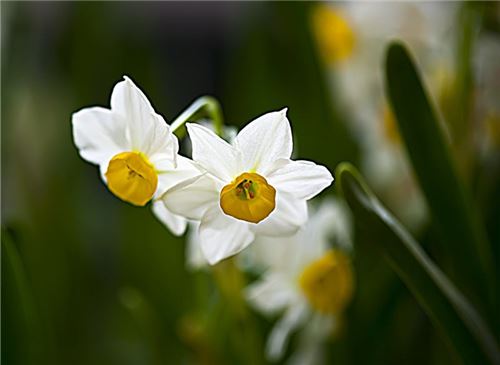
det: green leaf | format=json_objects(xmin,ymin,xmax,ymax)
[
  {"xmin": 336, "ymin": 163, "xmax": 500, "ymax": 365},
  {"xmin": 385, "ymin": 42, "xmax": 494, "ymax": 314},
  {"xmin": 2, "ymin": 228, "xmax": 47, "ymax": 364}
]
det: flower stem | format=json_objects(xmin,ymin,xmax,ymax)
[
  {"xmin": 211, "ymin": 258, "xmax": 264, "ymax": 365},
  {"xmin": 170, "ymin": 96, "xmax": 224, "ymax": 136}
]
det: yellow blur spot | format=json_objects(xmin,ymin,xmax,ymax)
[
  {"xmin": 312, "ymin": 5, "xmax": 355, "ymax": 64},
  {"xmin": 299, "ymin": 250, "xmax": 354, "ymax": 315},
  {"xmin": 105, "ymin": 151, "xmax": 158, "ymax": 206},
  {"xmin": 382, "ymin": 104, "xmax": 401, "ymax": 145},
  {"xmin": 485, "ymin": 113, "xmax": 500, "ymax": 147},
  {"xmin": 220, "ymin": 172, "xmax": 276, "ymax": 224}
]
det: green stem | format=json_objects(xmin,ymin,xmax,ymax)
[
  {"xmin": 211, "ymin": 258, "xmax": 264, "ymax": 365},
  {"xmin": 170, "ymin": 96, "xmax": 224, "ymax": 136}
]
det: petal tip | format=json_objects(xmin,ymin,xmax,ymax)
[{"xmin": 119, "ymin": 75, "xmax": 139, "ymax": 91}]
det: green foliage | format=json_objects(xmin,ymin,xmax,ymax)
[
  {"xmin": 336, "ymin": 163, "xmax": 500, "ymax": 365},
  {"xmin": 385, "ymin": 42, "xmax": 495, "ymax": 317}
]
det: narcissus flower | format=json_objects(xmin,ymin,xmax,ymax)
[
  {"xmin": 72, "ymin": 76, "xmax": 198, "ymax": 235},
  {"xmin": 313, "ymin": 3, "xmax": 458, "ymax": 230},
  {"xmin": 161, "ymin": 109, "xmax": 333, "ymax": 265},
  {"xmin": 311, "ymin": 4, "xmax": 355, "ymax": 64},
  {"xmin": 245, "ymin": 198, "xmax": 354, "ymax": 363}
]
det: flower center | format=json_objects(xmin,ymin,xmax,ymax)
[
  {"xmin": 105, "ymin": 151, "xmax": 158, "ymax": 206},
  {"xmin": 220, "ymin": 172, "xmax": 276, "ymax": 224},
  {"xmin": 299, "ymin": 250, "xmax": 354, "ymax": 315},
  {"xmin": 312, "ymin": 5, "xmax": 355, "ymax": 64}
]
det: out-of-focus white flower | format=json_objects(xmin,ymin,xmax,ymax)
[
  {"xmin": 311, "ymin": 4, "xmax": 355, "ymax": 65},
  {"xmin": 245, "ymin": 198, "xmax": 354, "ymax": 363},
  {"xmin": 316, "ymin": 2, "xmax": 458, "ymax": 111},
  {"xmin": 312, "ymin": 3, "xmax": 458, "ymax": 230},
  {"xmin": 72, "ymin": 76, "xmax": 199, "ymax": 235},
  {"xmin": 474, "ymin": 33, "xmax": 500, "ymax": 156},
  {"xmin": 161, "ymin": 109, "xmax": 334, "ymax": 265}
]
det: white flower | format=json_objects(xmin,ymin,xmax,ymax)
[
  {"xmin": 245, "ymin": 198, "xmax": 354, "ymax": 363},
  {"xmin": 72, "ymin": 76, "xmax": 199, "ymax": 236},
  {"xmin": 161, "ymin": 109, "xmax": 333, "ymax": 265},
  {"xmin": 311, "ymin": 3, "xmax": 457, "ymax": 230},
  {"xmin": 474, "ymin": 33, "xmax": 500, "ymax": 156}
]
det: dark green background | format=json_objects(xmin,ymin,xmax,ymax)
[{"xmin": 2, "ymin": 2, "xmax": 499, "ymax": 365}]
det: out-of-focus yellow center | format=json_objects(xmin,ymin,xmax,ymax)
[
  {"xmin": 105, "ymin": 151, "xmax": 158, "ymax": 206},
  {"xmin": 485, "ymin": 113, "xmax": 500, "ymax": 147},
  {"xmin": 312, "ymin": 5, "xmax": 355, "ymax": 64},
  {"xmin": 382, "ymin": 104, "xmax": 401, "ymax": 145},
  {"xmin": 299, "ymin": 250, "xmax": 354, "ymax": 315},
  {"xmin": 220, "ymin": 172, "xmax": 276, "ymax": 224}
]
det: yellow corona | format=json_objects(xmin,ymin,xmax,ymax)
[
  {"xmin": 220, "ymin": 172, "xmax": 276, "ymax": 223},
  {"xmin": 299, "ymin": 250, "xmax": 354, "ymax": 315},
  {"xmin": 105, "ymin": 151, "xmax": 158, "ymax": 206},
  {"xmin": 312, "ymin": 5, "xmax": 355, "ymax": 64}
]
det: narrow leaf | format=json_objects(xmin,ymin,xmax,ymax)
[
  {"xmin": 336, "ymin": 162, "xmax": 500, "ymax": 365},
  {"xmin": 2, "ymin": 230, "xmax": 47, "ymax": 364},
  {"xmin": 385, "ymin": 42, "xmax": 494, "ymax": 313}
]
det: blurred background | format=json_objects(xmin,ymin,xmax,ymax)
[{"xmin": 2, "ymin": 2, "xmax": 499, "ymax": 365}]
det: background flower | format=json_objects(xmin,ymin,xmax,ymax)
[
  {"xmin": 313, "ymin": 2, "xmax": 459, "ymax": 231},
  {"xmin": 246, "ymin": 198, "xmax": 354, "ymax": 363}
]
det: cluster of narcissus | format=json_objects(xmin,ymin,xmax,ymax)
[
  {"xmin": 311, "ymin": 2, "xmax": 459, "ymax": 231},
  {"xmin": 72, "ymin": 76, "xmax": 354, "ymax": 362}
]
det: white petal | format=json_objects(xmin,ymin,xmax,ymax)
[
  {"xmin": 161, "ymin": 174, "xmax": 219, "ymax": 220},
  {"xmin": 155, "ymin": 155, "xmax": 201, "ymax": 197},
  {"xmin": 306, "ymin": 198, "xmax": 353, "ymax": 253},
  {"xmin": 249, "ymin": 234, "xmax": 305, "ymax": 277},
  {"xmin": 266, "ymin": 301, "xmax": 309, "ymax": 362},
  {"xmin": 151, "ymin": 200, "xmax": 187, "ymax": 236},
  {"xmin": 287, "ymin": 346, "xmax": 323, "ymax": 365},
  {"xmin": 186, "ymin": 221, "xmax": 208, "ymax": 270},
  {"xmin": 245, "ymin": 272, "xmax": 299, "ymax": 315},
  {"xmin": 252, "ymin": 192, "xmax": 308, "ymax": 237},
  {"xmin": 234, "ymin": 109, "xmax": 292, "ymax": 173},
  {"xmin": 110, "ymin": 76, "xmax": 166, "ymax": 152},
  {"xmin": 72, "ymin": 106, "xmax": 128, "ymax": 167},
  {"xmin": 111, "ymin": 76, "xmax": 153, "ymax": 113},
  {"xmin": 199, "ymin": 205, "xmax": 254, "ymax": 265},
  {"xmin": 306, "ymin": 313, "xmax": 337, "ymax": 339},
  {"xmin": 267, "ymin": 159, "xmax": 334, "ymax": 200},
  {"xmin": 143, "ymin": 113, "xmax": 178, "ymax": 161},
  {"xmin": 187, "ymin": 123, "xmax": 241, "ymax": 182},
  {"xmin": 286, "ymin": 313, "xmax": 335, "ymax": 365}
]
